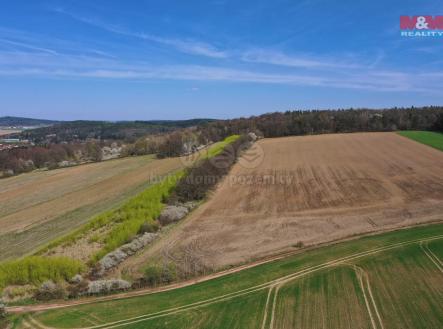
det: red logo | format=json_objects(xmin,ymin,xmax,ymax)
[{"xmin": 400, "ymin": 16, "xmax": 443, "ymax": 30}]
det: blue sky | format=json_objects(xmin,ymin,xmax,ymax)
[{"xmin": 0, "ymin": 0, "xmax": 442, "ymax": 120}]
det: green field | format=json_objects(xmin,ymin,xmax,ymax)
[
  {"xmin": 270, "ymin": 266, "xmax": 372, "ymax": 329},
  {"xmin": 398, "ymin": 130, "xmax": 443, "ymax": 151},
  {"xmin": 8, "ymin": 223, "xmax": 443, "ymax": 329},
  {"xmin": 355, "ymin": 243, "xmax": 443, "ymax": 329}
]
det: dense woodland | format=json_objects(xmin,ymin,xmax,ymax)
[
  {"xmin": 1, "ymin": 107, "xmax": 442, "ymax": 178},
  {"xmin": 196, "ymin": 107, "xmax": 443, "ymax": 141}
]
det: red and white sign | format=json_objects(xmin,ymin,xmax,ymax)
[{"xmin": 400, "ymin": 16, "xmax": 443, "ymax": 37}]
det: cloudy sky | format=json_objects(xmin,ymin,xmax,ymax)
[{"xmin": 0, "ymin": 0, "xmax": 442, "ymax": 120}]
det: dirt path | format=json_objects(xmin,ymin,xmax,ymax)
[{"xmin": 20, "ymin": 234, "xmax": 443, "ymax": 329}]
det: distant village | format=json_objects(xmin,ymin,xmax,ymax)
[{"xmin": 0, "ymin": 126, "xmax": 33, "ymax": 151}]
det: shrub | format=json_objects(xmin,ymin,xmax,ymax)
[
  {"xmin": 161, "ymin": 263, "xmax": 178, "ymax": 284},
  {"xmin": 143, "ymin": 263, "xmax": 177, "ymax": 287},
  {"xmin": 67, "ymin": 280, "xmax": 89, "ymax": 298},
  {"xmin": 34, "ymin": 281, "xmax": 67, "ymax": 301},
  {"xmin": 0, "ymin": 300, "xmax": 6, "ymax": 319},
  {"xmin": 0, "ymin": 257, "xmax": 84, "ymax": 290},
  {"xmin": 138, "ymin": 221, "xmax": 160, "ymax": 234},
  {"xmin": 1, "ymin": 285, "xmax": 37, "ymax": 302},
  {"xmin": 144, "ymin": 265, "xmax": 162, "ymax": 286}
]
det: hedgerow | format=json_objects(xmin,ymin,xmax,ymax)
[
  {"xmin": 204, "ymin": 135, "xmax": 240, "ymax": 158},
  {"xmin": 170, "ymin": 135, "xmax": 249, "ymax": 203},
  {"xmin": 91, "ymin": 172, "xmax": 184, "ymax": 261}
]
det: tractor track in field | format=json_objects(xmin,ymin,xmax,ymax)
[
  {"xmin": 423, "ymin": 242, "xmax": 443, "ymax": 267},
  {"xmin": 268, "ymin": 285, "xmax": 280, "ymax": 329},
  {"xmin": 420, "ymin": 242, "xmax": 443, "ymax": 273},
  {"xmin": 25, "ymin": 234, "xmax": 443, "ymax": 329},
  {"xmin": 260, "ymin": 286, "xmax": 275, "ymax": 329},
  {"xmin": 352, "ymin": 265, "xmax": 384, "ymax": 329}
]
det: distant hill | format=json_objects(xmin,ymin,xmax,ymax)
[
  {"xmin": 13, "ymin": 118, "xmax": 217, "ymax": 142},
  {"xmin": 0, "ymin": 116, "xmax": 60, "ymax": 127}
]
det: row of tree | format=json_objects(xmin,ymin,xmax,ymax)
[{"xmin": 122, "ymin": 130, "xmax": 204, "ymax": 159}]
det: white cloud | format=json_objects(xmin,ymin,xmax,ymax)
[
  {"xmin": 241, "ymin": 49, "xmax": 362, "ymax": 69},
  {"xmin": 54, "ymin": 8, "xmax": 227, "ymax": 59},
  {"xmin": 0, "ymin": 38, "xmax": 58, "ymax": 55},
  {"xmin": 137, "ymin": 34, "xmax": 227, "ymax": 58},
  {"xmin": 0, "ymin": 49, "xmax": 439, "ymax": 93},
  {"xmin": 0, "ymin": 22, "xmax": 440, "ymax": 94}
]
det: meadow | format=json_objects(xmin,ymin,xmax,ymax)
[
  {"xmin": 9, "ymin": 223, "xmax": 443, "ymax": 328},
  {"xmin": 398, "ymin": 130, "xmax": 443, "ymax": 151}
]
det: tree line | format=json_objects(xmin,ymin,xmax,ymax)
[
  {"xmin": 0, "ymin": 141, "xmax": 103, "ymax": 177},
  {"xmin": 196, "ymin": 107, "xmax": 443, "ymax": 141},
  {"xmin": 1, "ymin": 107, "xmax": 442, "ymax": 178}
]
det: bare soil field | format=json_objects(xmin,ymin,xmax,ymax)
[
  {"xmin": 0, "ymin": 155, "xmax": 184, "ymax": 260},
  {"xmin": 121, "ymin": 132, "xmax": 443, "ymax": 276},
  {"xmin": 0, "ymin": 129, "xmax": 21, "ymax": 136}
]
